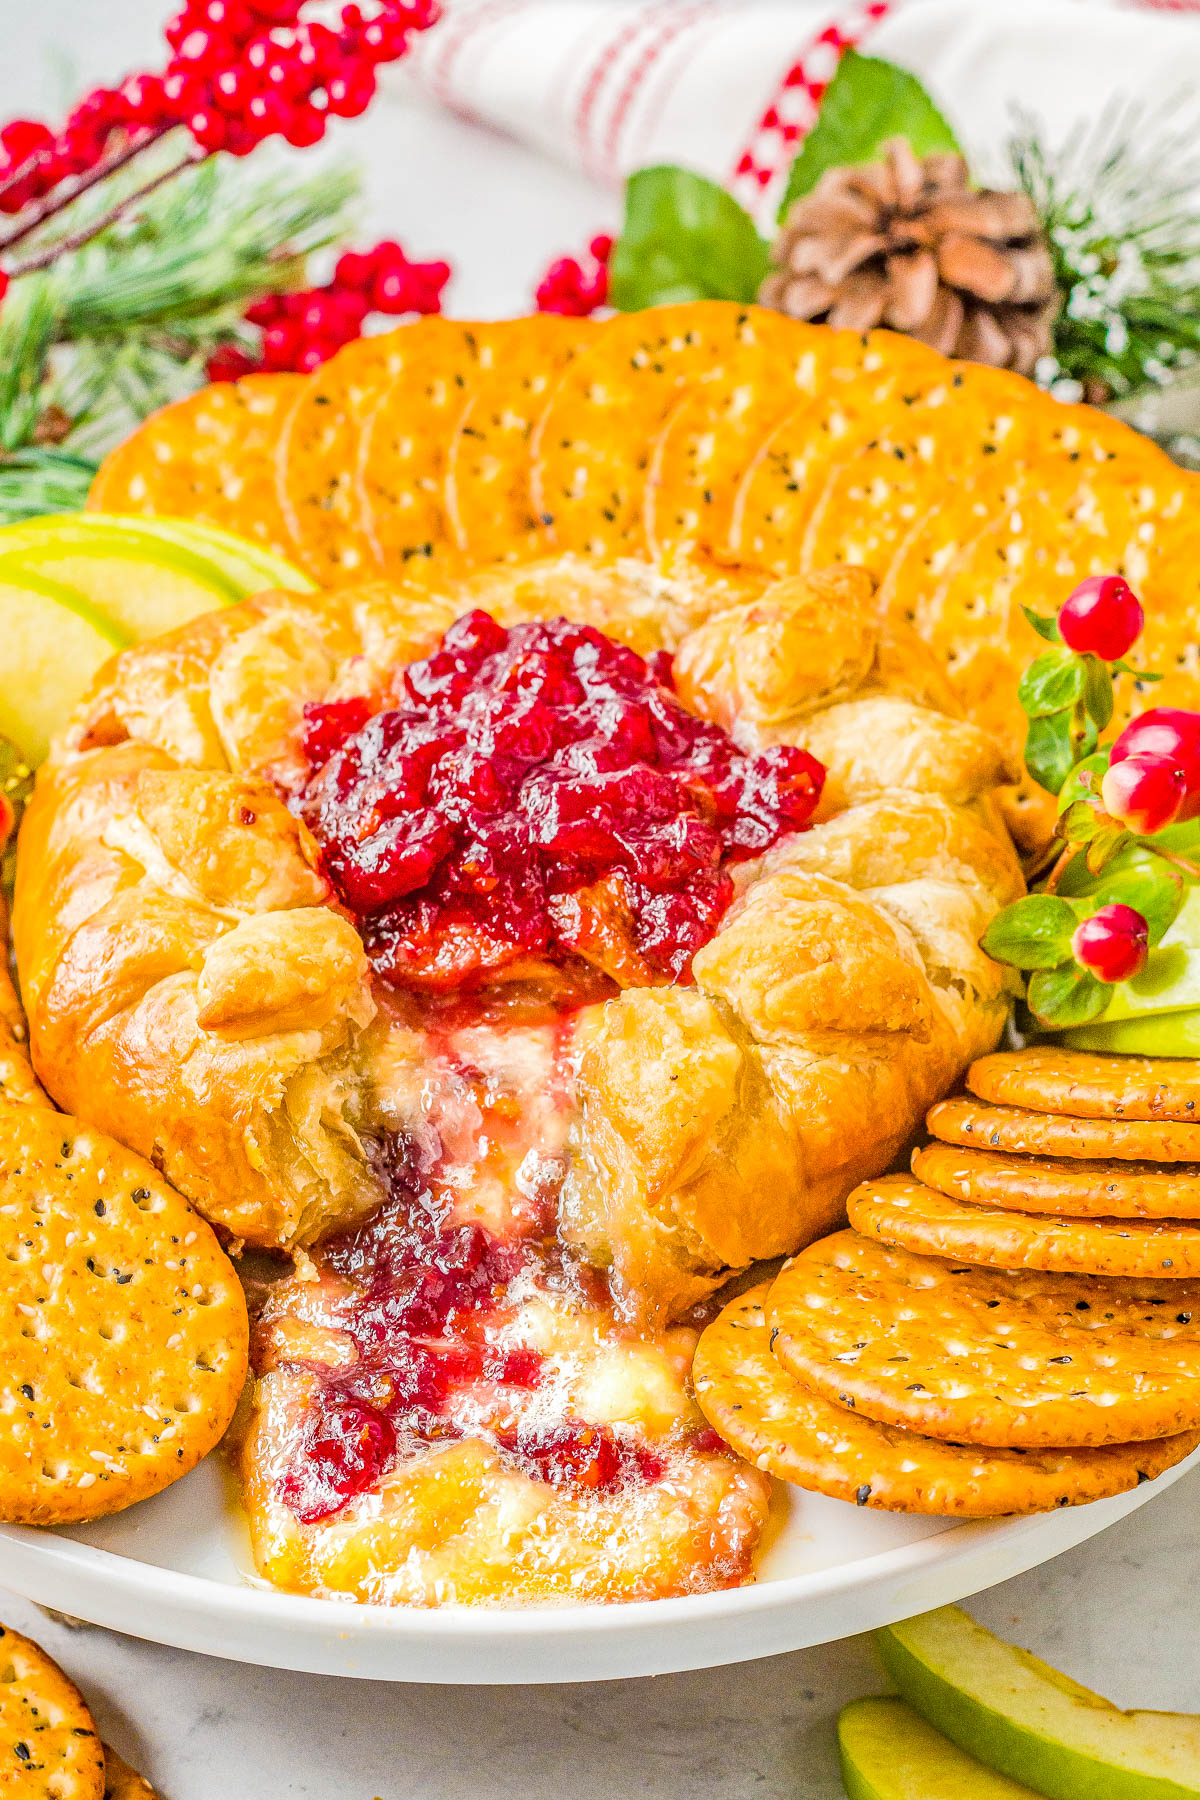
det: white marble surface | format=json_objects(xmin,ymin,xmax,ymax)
[{"xmin": 2, "ymin": 4, "xmax": 1200, "ymax": 1793}]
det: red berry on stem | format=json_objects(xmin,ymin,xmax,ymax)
[
  {"xmin": 1072, "ymin": 904, "xmax": 1149, "ymax": 985},
  {"xmin": 0, "ymin": 270, "xmax": 8, "ymax": 304},
  {"xmin": 1109, "ymin": 708, "xmax": 1200, "ymax": 822},
  {"xmin": 1100, "ymin": 754, "xmax": 1187, "ymax": 835},
  {"xmin": 1057, "ymin": 574, "xmax": 1144, "ymax": 662}
]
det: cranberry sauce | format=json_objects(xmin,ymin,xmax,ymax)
[
  {"xmin": 297, "ymin": 610, "xmax": 824, "ymax": 992},
  {"xmin": 275, "ymin": 1126, "xmax": 666, "ymax": 1525}
]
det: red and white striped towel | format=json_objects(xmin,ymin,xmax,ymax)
[{"xmin": 402, "ymin": 0, "xmax": 1200, "ymax": 222}]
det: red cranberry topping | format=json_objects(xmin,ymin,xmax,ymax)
[
  {"xmin": 299, "ymin": 612, "xmax": 824, "ymax": 990},
  {"xmin": 498, "ymin": 1422, "xmax": 666, "ymax": 1492},
  {"xmin": 274, "ymin": 1123, "xmax": 709, "ymax": 1524}
]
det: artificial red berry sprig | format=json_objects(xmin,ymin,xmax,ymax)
[
  {"xmin": 980, "ymin": 573, "xmax": 1200, "ymax": 1030},
  {"xmin": 207, "ymin": 238, "xmax": 450, "ymax": 379},
  {"xmin": 535, "ymin": 233, "xmax": 612, "ymax": 317},
  {"xmin": 0, "ymin": 1, "xmax": 440, "ymax": 282}
]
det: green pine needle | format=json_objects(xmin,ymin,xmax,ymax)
[
  {"xmin": 1011, "ymin": 98, "xmax": 1200, "ymax": 401},
  {"xmin": 0, "ymin": 144, "xmax": 361, "ymax": 521}
]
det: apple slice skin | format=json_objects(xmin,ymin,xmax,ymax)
[
  {"xmin": 1065, "ymin": 1012, "xmax": 1200, "ymax": 1058},
  {"xmin": 79, "ymin": 513, "xmax": 316, "ymax": 593},
  {"xmin": 0, "ymin": 514, "xmax": 314, "ymax": 599},
  {"xmin": 876, "ymin": 1608, "xmax": 1200, "ymax": 1800},
  {"xmin": 839, "ymin": 1697, "xmax": 1042, "ymax": 1800}
]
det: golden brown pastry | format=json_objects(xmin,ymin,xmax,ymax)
[{"xmin": 15, "ymin": 558, "xmax": 1020, "ymax": 1320}]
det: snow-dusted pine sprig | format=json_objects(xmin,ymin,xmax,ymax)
[{"xmin": 1010, "ymin": 97, "xmax": 1200, "ymax": 404}]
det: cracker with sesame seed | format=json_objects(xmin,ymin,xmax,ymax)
[
  {"xmin": 102, "ymin": 1744, "xmax": 161, "ymax": 1799},
  {"xmin": 694, "ymin": 1286, "xmax": 1198, "ymax": 1515},
  {"xmin": 0, "ymin": 1105, "xmax": 248, "ymax": 1524},
  {"xmin": 358, "ymin": 320, "xmax": 499, "ymax": 581},
  {"xmin": 87, "ymin": 374, "xmax": 303, "ymax": 566},
  {"xmin": 444, "ymin": 315, "xmax": 590, "ymax": 567},
  {"xmin": 766, "ymin": 1229, "xmax": 1200, "ymax": 1448},
  {"xmin": 0, "ymin": 1619, "xmax": 104, "ymax": 1798},
  {"xmin": 913, "ymin": 1139, "xmax": 1200, "ymax": 1219},
  {"xmin": 531, "ymin": 303, "xmax": 838, "ymax": 562},
  {"xmin": 850, "ymin": 1172, "xmax": 1200, "ymax": 1278},
  {"xmin": 927, "ymin": 1094, "xmax": 1200, "ymax": 1163},
  {"xmin": 968, "ymin": 1046, "xmax": 1200, "ymax": 1122},
  {"xmin": 798, "ymin": 363, "xmax": 1037, "ymax": 580}
]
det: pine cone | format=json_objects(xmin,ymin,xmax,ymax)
[{"xmin": 760, "ymin": 138, "xmax": 1060, "ymax": 376}]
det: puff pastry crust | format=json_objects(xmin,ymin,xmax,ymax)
[{"xmin": 14, "ymin": 557, "xmax": 1021, "ymax": 1318}]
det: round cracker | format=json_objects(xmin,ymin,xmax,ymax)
[
  {"xmin": 694, "ymin": 1286, "xmax": 1198, "ymax": 1515},
  {"xmin": 969, "ymin": 1046, "xmax": 1200, "ymax": 1123},
  {"xmin": 725, "ymin": 336, "xmax": 947, "ymax": 572},
  {"xmin": 360, "ymin": 319, "xmax": 503, "ymax": 577},
  {"xmin": 851, "ymin": 1172, "xmax": 1200, "ymax": 1278},
  {"xmin": 913, "ymin": 1139, "xmax": 1200, "ymax": 1220},
  {"xmin": 641, "ymin": 324, "xmax": 921, "ymax": 562},
  {"xmin": 766, "ymin": 1229, "xmax": 1200, "ymax": 1448},
  {"xmin": 444, "ymin": 315, "xmax": 590, "ymax": 565},
  {"xmin": 927, "ymin": 1094, "xmax": 1200, "ymax": 1163},
  {"xmin": 0, "ymin": 1106, "xmax": 249, "ymax": 1524},
  {"xmin": 0, "ymin": 1620, "xmax": 104, "ymax": 1798},
  {"xmin": 87, "ymin": 374, "xmax": 304, "ymax": 564},
  {"xmin": 102, "ymin": 1744, "xmax": 160, "ymax": 1799},
  {"xmin": 530, "ymin": 303, "xmax": 833, "ymax": 561},
  {"xmin": 799, "ymin": 363, "xmax": 1037, "ymax": 579},
  {"xmin": 275, "ymin": 332, "xmax": 415, "ymax": 583}
]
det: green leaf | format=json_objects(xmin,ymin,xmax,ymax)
[
  {"xmin": 1018, "ymin": 648, "xmax": 1086, "ymax": 718},
  {"xmin": 1024, "ymin": 710, "xmax": 1079, "ymax": 796},
  {"xmin": 779, "ymin": 51, "xmax": 960, "ymax": 218},
  {"xmin": 1090, "ymin": 862, "xmax": 1185, "ymax": 946},
  {"xmin": 1081, "ymin": 654, "xmax": 1114, "ymax": 732},
  {"xmin": 1056, "ymin": 750, "xmax": 1110, "ymax": 815},
  {"xmin": 1021, "ymin": 605, "xmax": 1062, "ymax": 645},
  {"xmin": 609, "ymin": 167, "xmax": 770, "ymax": 312},
  {"xmin": 1084, "ymin": 821, "xmax": 1134, "ymax": 876},
  {"xmin": 1112, "ymin": 660, "xmax": 1164, "ymax": 684},
  {"xmin": 1027, "ymin": 964, "xmax": 1109, "ymax": 1029},
  {"xmin": 980, "ymin": 895, "xmax": 1080, "ymax": 971}
]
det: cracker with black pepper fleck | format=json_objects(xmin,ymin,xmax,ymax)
[
  {"xmin": 0, "ymin": 1620, "xmax": 104, "ymax": 1798},
  {"xmin": 695, "ymin": 1285, "xmax": 1199, "ymax": 1514},
  {"xmin": 0, "ymin": 1106, "xmax": 248, "ymax": 1524},
  {"xmin": 766, "ymin": 1230, "xmax": 1200, "ymax": 1448}
]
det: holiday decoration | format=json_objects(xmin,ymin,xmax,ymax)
[
  {"xmin": 583, "ymin": 49, "xmax": 1200, "ymax": 424},
  {"xmin": 979, "ymin": 576, "xmax": 1200, "ymax": 1033},
  {"xmin": 761, "ymin": 137, "xmax": 1058, "ymax": 375},
  {"xmin": 0, "ymin": 0, "xmax": 445, "ymax": 522}
]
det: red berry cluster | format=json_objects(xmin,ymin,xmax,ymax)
[
  {"xmin": 0, "ymin": 0, "xmax": 439, "ymax": 217},
  {"xmin": 206, "ymin": 239, "xmax": 450, "ymax": 380},
  {"xmin": 535, "ymin": 232, "xmax": 613, "ymax": 317}
]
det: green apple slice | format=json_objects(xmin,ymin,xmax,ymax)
[
  {"xmin": 0, "ymin": 570, "xmax": 126, "ymax": 764},
  {"xmin": 0, "ymin": 514, "xmax": 313, "ymax": 601},
  {"xmin": 0, "ymin": 519, "xmax": 241, "ymax": 640},
  {"xmin": 876, "ymin": 1607, "xmax": 1200, "ymax": 1800},
  {"xmin": 839, "ymin": 1697, "xmax": 1043, "ymax": 1799},
  {"xmin": 1063, "ymin": 1011, "xmax": 1200, "ymax": 1057},
  {"xmin": 79, "ymin": 513, "xmax": 315, "ymax": 593}
]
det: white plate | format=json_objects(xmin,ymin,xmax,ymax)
[{"xmin": 0, "ymin": 1447, "xmax": 1194, "ymax": 1683}]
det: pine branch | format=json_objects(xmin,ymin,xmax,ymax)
[{"xmin": 1011, "ymin": 97, "xmax": 1200, "ymax": 400}]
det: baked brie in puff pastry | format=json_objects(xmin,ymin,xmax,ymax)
[
  {"xmin": 15, "ymin": 556, "xmax": 1020, "ymax": 1321},
  {"xmin": 13, "ymin": 556, "xmax": 1021, "ymax": 1604}
]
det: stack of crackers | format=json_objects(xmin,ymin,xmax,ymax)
[
  {"xmin": 695, "ymin": 1047, "xmax": 1200, "ymax": 1516},
  {"xmin": 88, "ymin": 305, "xmax": 1200, "ymax": 848},
  {"xmin": 0, "ymin": 1617, "xmax": 159, "ymax": 1796}
]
